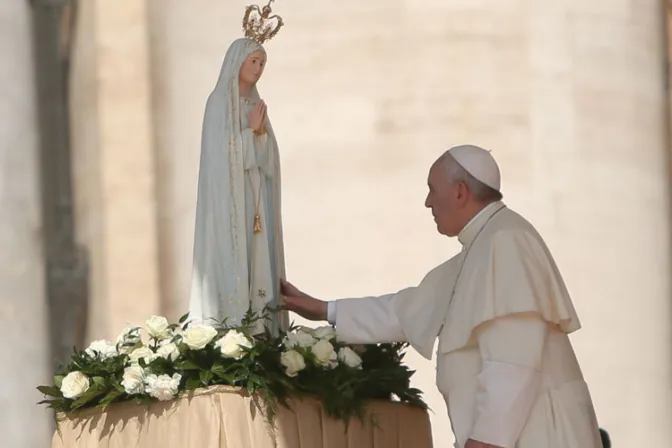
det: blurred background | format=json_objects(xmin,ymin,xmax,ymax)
[{"xmin": 2, "ymin": 0, "xmax": 672, "ymax": 446}]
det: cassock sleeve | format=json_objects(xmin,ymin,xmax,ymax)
[
  {"xmin": 469, "ymin": 313, "xmax": 547, "ymax": 448},
  {"xmin": 330, "ymin": 290, "xmax": 412, "ymax": 344},
  {"xmin": 327, "ymin": 301, "xmax": 336, "ymax": 325},
  {"xmin": 327, "ymin": 258, "xmax": 455, "ymax": 355}
]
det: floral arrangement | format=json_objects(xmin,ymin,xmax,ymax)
[{"xmin": 37, "ymin": 310, "xmax": 425, "ymax": 424}]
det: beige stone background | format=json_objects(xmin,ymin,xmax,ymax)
[{"xmin": 2, "ymin": 0, "xmax": 672, "ymax": 447}]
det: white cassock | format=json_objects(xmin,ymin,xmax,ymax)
[{"xmin": 328, "ymin": 201, "xmax": 602, "ymax": 448}]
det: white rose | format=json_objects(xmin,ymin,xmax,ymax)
[
  {"xmin": 214, "ymin": 330, "xmax": 253, "ymax": 360},
  {"xmin": 144, "ymin": 373, "xmax": 182, "ymax": 401},
  {"xmin": 156, "ymin": 342, "xmax": 180, "ymax": 362},
  {"xmin": 128, "ymin": 346, "xmax": 159, "ymax": 365},
  {"xmin": 145, "ymin": 315, "xmax": 170, "ymax": 339},
  {"xmin": 121, "ymin": 365, "xmax": 146, "ymax": 395},
  {"xmin": 85, "ymin": 339, "xmax": 118, "ymax": 359},
  {"xmin": 60, "ymin": 371, "xmax": 90, "ymax": 399},
  {"xmin": 311, "ymin": 326, "xmax": 337, "ymax": 341},
  {"xmin": 311, "ymin": 339, "xmax": 338, "ymax": 368},
  {"xmin": 284, "ymin": 331, "xmax": 317, "ymax": 349},
  {"xmin": 338, "ymin": 347, "xmax": 363, "ymax": 369},
  {"xmin": 280, "ymin": 350, "xmax": 306, "ymax": 377},
  {"xmin": 183, "ymin": 324, "xmax": 218, "ymax": 350}
]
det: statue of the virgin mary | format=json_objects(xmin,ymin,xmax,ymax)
[{"xmin": 189, "ymin": 2, "xmax": 288, "ymax": 336}]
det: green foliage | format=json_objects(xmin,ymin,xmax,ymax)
[{"xmin": 37, "ymin": 308, "xmax": 426, "ymax": 425}]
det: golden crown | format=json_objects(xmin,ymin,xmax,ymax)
[{"xmin": 242, "ymin": 0, "xmax": 284, "ymax": 44}]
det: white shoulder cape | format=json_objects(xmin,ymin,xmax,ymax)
[{"xmin": 394, "ymin": 204, "xmax": 581, "ymax": 360}]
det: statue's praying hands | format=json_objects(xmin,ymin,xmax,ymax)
[{"xmin": 247, "ymin": 100, "xmax": 267, "ymax": 134}]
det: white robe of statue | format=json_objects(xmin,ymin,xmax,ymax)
[
  {"xmin": 330, "ymin": 202, "xmax": 602, "ymax": 448},
  {"xmin": 189, "ymin": 37, "xmax": 288, "ymax": 335}
]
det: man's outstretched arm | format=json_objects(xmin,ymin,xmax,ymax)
[{"xmin": 281, "ymin": 279, "xmax": 407, "ymax": 344}]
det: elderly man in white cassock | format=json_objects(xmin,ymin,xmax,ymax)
[{"xmin": 281, "ymin": 144, "xmax": 603, "ymax": 448}]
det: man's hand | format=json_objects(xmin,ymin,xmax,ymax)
[
  {"xmin": 280, "ymin": 279, "xmax": 328, "ymax": 321},
  {"xmin": 465, "ymin": 439, "xmax": 503, "ymax": 448}
]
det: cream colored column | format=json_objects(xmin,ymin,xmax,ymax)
[
  {"xmin": 0, "ymin": 2, "xmax": 51, "ymax": 447},
  {"xmin": 70, "ymin": 0, "xmax": 160, "ymax": 340},
  {"xmin": 149, "ymin": 1, "xmax": 671, "ymax": 446}
]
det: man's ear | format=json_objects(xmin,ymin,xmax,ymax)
[{"xmin": 456, "ymin": 181, "xmax": 469, "ymax": 201}]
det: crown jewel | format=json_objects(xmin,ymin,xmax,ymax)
[{"xmin": 242, "ymin": 0, "xmax": 284, "ymax": 44}]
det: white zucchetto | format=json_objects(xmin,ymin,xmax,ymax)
[{"xmin": 447, "ymin": 144, "xmax": 501, "ymax": 191}]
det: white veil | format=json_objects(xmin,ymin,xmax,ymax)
[{"xmin": 189, "ymin": 37, "xmax": 284, "ymax": 326}]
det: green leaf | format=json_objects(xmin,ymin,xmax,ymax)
[
  {"xmin": 248, "ymin": 374, "xmax": 264, "ymax": 387},
  {"xmin": 70, "ymin": 386, "xmax": 107, "ymax": 410},
  {"xmin": 37, "ymin": 385, "xmax": 63, "ymax": 398},
  {"xmin": 178, "ymin": 312, "xmax": 190, "ymax": 324},
  {"xmin": 54, "ymin": 375, "xmax": 64, "ymax": 389},
  {"xmin": 210, "ymin": 363, "xmax": 227, "ymax": 377},
  {"xmin": 99, "ymin": 389, "xmax": 124, "ymax": 407},
  {"xmin": 199, "ymin": 370, "xmax": 214, "ymax": 386},
  {"xmin": 175, "ymin": 360, "xmax": 200, "ymax": 371},
  {"xmin": 211, "ymin": 364, "xmax": 236, "ymax": 384},
  {"xmin": 185, "ymin": 378, "xmax": 201, "ymax": 390},
  {"xmin": 133, "ymin": 395, "xmax": 152, "ymax": 406},
  {"xmin": 37, "ymin": 399, "xmax": 60, "ymax": 406}
]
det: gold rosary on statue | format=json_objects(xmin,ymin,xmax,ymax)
[{"xmin": 253, "ymin": 183, "xmax": 262, "ymax": 233}]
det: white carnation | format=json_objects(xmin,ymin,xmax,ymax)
[
  {"xmin": 144, "ymin": 373, "xmax": 182, "ymax": 401},
  {"xmin": 60, "ymin": 371, "xmax": 90, "ymax": 399},
  {"xmin": 145, "ymin": 315, "xmax": 170, "ymax": 339},
  {"xmin": 311, "ymin": 339, "xmax": 338, "ymax": 368},
  {"xmin": 156, "ymin": 342, "xmax": 180, "ymax": 362},
  {"xmin": 128, "ymin": 346, "xmax": 159, "ymax": 365},
  {"xmin": 338, "ymin": 346, "xmax": 363, "ymax": 369},
  {"xmin": 284, "ymin": 331, "xmax": 317, "ymax": 349},
  {"xmin": 280, "ymin": 350, "xmax": 306, "ymax": 377},
  {"xmin": 183, "ymin": 324, "xmax": 218, "ymax": 350},
  {"xmin": 121, "ymin": 365, "xmax": 146, "ymax": 395},
  {"xmin": 85, "ymin": 339, "xmax": 118, "ymax": 359},
  {"xmin": 311, "ymin": 326, "xmax": 337, "ymax": 340},
  {"xmin": 214, "ymin": 330, "xmax": 253, "ymax": 360}
]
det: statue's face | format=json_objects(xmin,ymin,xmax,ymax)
[{"xmin": 239, "ymin": 50, "xmax": 266, "ymax": 86}]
